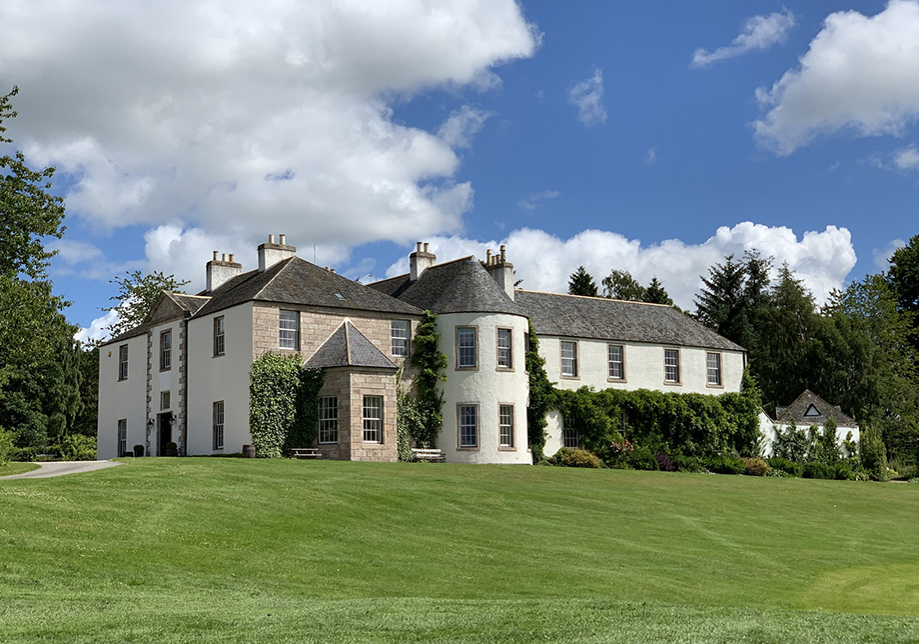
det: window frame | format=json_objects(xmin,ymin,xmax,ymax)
[
  {"xmin": 607, "ymin": 344, "xmax": 625, "ymax": 381},
  {"xmin": 117, "ymin": 419, "xmax": 127, "ymax": 457},
  {"xmin": 213, "ymin": 316, "xmax": 226, "ymax": 357},
  {"xmin": 706, "ymin": 352, "xmax": 723, "ymax": 388},
  {"xmin": 496, "ymin": 328, "xmax": 513, "ymax": 370},
  {"xmin": 391, "ymin": 320, "xmax": 410, "ymax": 357},
  {"xmin": 499, "ymin": 404, "xmax": 515, "ymax": 449},
  {"xmin": 457, "ymin": 403, "xmax": 479, "ymax": 449},
  {"xmin": 159, "ymin": 330, "xmax": 172, "ymax": 371},
  {"xmin": 279, "ymin": 309, "xmax": 299, "ymax": 350},
  {"xmin": 160, "ymin": 391, "xmax": 171, "ymax": 411},
  {"xmin": 362, "ymin": 395, "xmax": 383, "ymax": 443},
  {"xmin": 318, "ymin": 396, "xmax": 339, "ymax": 444},
  {"xmin": 118, "ymin": 344, "xmax": 128, "ymax": 381},
  {"xmin": 456, "ymin": 326, "xmax": 478, "ymax": 370},
  {"xmin": 560, "ymin": 340, "xmax": 578, "ymax": 378},
  {"xmin": 213, "ymin": 401, "xmax": 225, "ymax": 450},
  {"xmin": 664, "ymin": 348, "xmax": 681, "ymax": 385},
  {"xmin": 562, "ymin": 416, "xmax": 579, "ymax": 449}
]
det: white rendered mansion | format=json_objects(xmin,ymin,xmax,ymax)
[{"xmin": 97, "ymin": 237, "xmax": 746, "ymax": 463}]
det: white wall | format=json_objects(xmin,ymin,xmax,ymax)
[
  {"xmin": 186, "ymin": 302, "xmax": 254, "ymax": 455},
  {"xmin": 435, "ymin": 312, "xmax": 531, "ymax": 464},
  {"xmin": 540, "ymin": 336, "xmax": 745, "ymax": 396},
  {"xmin": 759, "ymin": 417, "xmax": 860, "ymax": 458},
  {"xmin": 97, "ymin": 334, "xmax": 148, "ymax": 460}
]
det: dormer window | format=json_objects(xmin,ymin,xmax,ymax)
[{"xmin": 804, "ymin": 404, "xmax": 821, "ymax": 417}]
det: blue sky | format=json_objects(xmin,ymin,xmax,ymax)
[{"xmin": 2, "ymin": 0, "xmax": 918, "ymax": 341}]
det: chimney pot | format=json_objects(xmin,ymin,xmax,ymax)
[
  {"xmin": 269, "ymin": 234, "xmax": 275, "ymax": 244},
  {"xmin": 486, "ymin": 249, "xmax": 492, "ymax": 265},
  {"xmin": 228, "ymin": 254, "xmax": 234, "ymax": 263},
  {"xmin": 279, "ymin": 234, "xmax": 286, "ymax": 245},
  {"xmin": 423, "ymin": 242, "xmax": 429, "ymax": 253},
  {"xmin": 213, "ymin": 251, "xmax": 218, "ymax": 261},
  {"xmin": 222, "ymin": 253, "xmax": 227, "ymax": 262},
  {"xmin": 416, "ymin": 241, "xmax": 422, "ymax": 252}
]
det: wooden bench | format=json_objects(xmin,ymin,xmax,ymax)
[
  {"xmin": 289, "ymin": 448, "xmax": 322, "ymax": 460},
  {"xmin": 412, "ymin": 448, "xmax": 446, "ymax": 463}
]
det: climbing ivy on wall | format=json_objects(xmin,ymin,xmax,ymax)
[
  {"xmin": 526, "ymin": 319, "xmax": 555, "ymax": 462},
  {"xmin": 552, "ymin": 370, "xmax": 762, "ymax": 461},
  {"xmin": 249, "ymin": 352, "xmax": 324, "ymax": 458},
  {"xmin": 408, "ymin": 311, "xmax": 447, "ymax": 448}
]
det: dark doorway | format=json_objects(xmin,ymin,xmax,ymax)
[{"xmin": 157, "ymin": 412, "xmax": 173, "ymax": 456}]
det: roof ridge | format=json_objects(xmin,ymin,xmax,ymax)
[
  {"xmin": 371, "ymin": 254, "xmax": 477, "ymax": 286},
  {"xmin": 248, "ymin": 256, "xmax": 296, "ymax": 301},
  {"xmin": 517, "ymin": 289, "xmax": 671, "ymax": 307}
]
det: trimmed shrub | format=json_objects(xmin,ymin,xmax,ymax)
[
  {"xmin": 60, "ymin": 434, "xmax": 97, "ymax": 461},
  {"xmin": 654, "ymin": 452, "xmax": 676, "ymax": 472},
  {"xmin": 549, "ymin": 448, "xmax": 602, "ymax": 468},
  {"xmin": 626, "ymin": 446, "xmax": 659, "ymax": 471},
  {"xmin": 833, "ymin": 462, "xmax": 854, "ymax": 481},
  {"xmin": 860, "ymin": 424, "xmax": 889, "ymax": 482},
  {"xmin": 0, "ymin": 429, "xmax": 14, "ymax": 466},
  {"xmin": 802, "ymin": 461, "xmax": 834, "ymax": 480},
  {"xmin": 767, "ymin": 457, "xmax": 802, "ymax": 478},
  {"xmin": 133, "ymin": 445, "xmax": 145, "ymax": 457},
  {"xmin": 742, "ymin": 457, "xmax": 769, "ymax": 476},
  {"xmin": 702, "ymin": 453, "xmax": 745, "ymax": 475},
  {"xmin": 671, "ymin": 453, "xmax": 702, "ymax": 473}
]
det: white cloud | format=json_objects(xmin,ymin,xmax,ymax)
[
  {"xmin": 893, "ymin": 144, "xmax": 919, "ymax": 170},
  {"xmin": 692, "ymin": 9, "xmax": 796, "ymax": 67},
  {"xmin": 755, "ymin": 1, "xmax": 919, "ymax": 155},
  {"xmin": 385, "ymin": 223, "xmax": 856, "ymax": 308},
  {"xmin": 75, "ymin": 309, "xmax": 120, "ymax": 345},
  {"xmin": 1, "ymin": 0, "xmax": 539, "ymax": 256},
  {"xmin": 517, "ymin": 190, "xmax": 561, "ymax": 211},
  {"xmin": 873, "ymin": 238, "xmax": 906, "ymax": 271},
  {"xmin": 437, "ymin": 105, "xmax": 494, "ymax": 149},
  {"xmin": 568, "ymin": 68, "xmax": 607, "ymax": 127},
  {"xmin": 644, "ymin": 147, "xmax": 657, "ymax": 165}
]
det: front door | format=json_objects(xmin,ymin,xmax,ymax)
[{"xmin": 158, "ymin": 413, "xmax": 173, "ymax": 456}]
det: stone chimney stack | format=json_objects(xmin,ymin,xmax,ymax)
[
  {"xmin": 258, "ymin": 234, "xmax": 297, "ymax": 272},
  {"xmin": 206, "ymin": 250, "xmax": 243, "ymax": 293},
  {"xmin": 485, "ymin": 244, "xmax": 515, "ymax": 300},
  {"xmin": 409, "ymin": 241, "xmax": 436, "ymax": 281}
]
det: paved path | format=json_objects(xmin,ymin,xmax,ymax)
[{"xmin": 0, "ymin": 460, "xmax": 122, "ymax": 480}]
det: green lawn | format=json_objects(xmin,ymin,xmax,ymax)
[
  {"xmin": 2, "ymin": 459, "xmax": 919, "ymax": 643},
  {"xmin": 0, "ymin": 461, "xmax": 39, "ymax": 477}
]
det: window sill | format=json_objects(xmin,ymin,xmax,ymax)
[
  {"xmin": 706, "ymin": 383, "xmax": 725, "ymax": 389},
  {"xmin": 607, "ymin": 377, "xmax": 627, "ymax": 384},
  {"xmin": 663, "ymin": 381, "xmax": 682, "ymax": 386},
  {"xmin": 496, "ymin": 367, "xmax": 515, "ymax": 373},
  {"xmin": 498, "ymin": 446, "xmax": 517, "ymax": 451},
  {"xmin": 560, "ymin": 374, "xmax": 579, "ymax": 380}
]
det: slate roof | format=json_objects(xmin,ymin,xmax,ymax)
[
  {"xmin": 304, "ymin": 321, "xmax": 397, "ymax": 370},
  {"xmin": 195, "ymin": 257, "xmax": 423, "ymax": 318},
  {"xmin": 101, "ymin": 291, "xmax": 210, "ymax": 346},
  {"xmin": 775, "ymin": 390, "xmax": 856, "ymax": 428},
  {"xmin": 369, "ymin": 257, "xmax": 526, "ymax": 316},
  {"xmin": 516, "ymin": 290, "xmax": 745, "ymax": 352}
]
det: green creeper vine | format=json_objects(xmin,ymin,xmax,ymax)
[
  {"xmin": 249, "ymin": 352, "xmax": 324, "ymax": 458},
  {"xmin": 408, "ymin": 311, "xmax": 447, "ymax": 448},
  {"xmin": 526, "ymin": 319, "xmax": 555, "ymax": 462}
]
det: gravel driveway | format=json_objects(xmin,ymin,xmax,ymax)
[{"xmin": 0, "ymin": 460, "xmax": 122, "ymax": 480}]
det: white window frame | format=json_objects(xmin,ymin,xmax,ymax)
[
  {"xmin": 562, "ymin": 416, "xmax": 579, "ymax": 449},
  {"xmin": 456, "ymin": 327, "xmax": 477, "ymax": 369},
  {"xmin": 279, "ymin": 310, "xmax": 299, "ymax": 350},
  {"xmin": 391, "ymin": 320, "xmax": 410, "ymax": 357},
  {"xmin": 213, "ymin": 317, "xmax": 225, "ymax": 357},
  {"xmin": 496, "ymin": 328, "xmax": 512, "ymax": 369},
  {"xmin": 118, "ymin": 419, "xmax": 127, "ymax": 456},
  {"xmin": 318, "ymin": 397, "xmax": 339, "ymax": 444},
  {"xmin": 213, "ymin": 401, "xmax": 224, "ymax": 450},
  {"xmin": 664, "ymin": 348, "xmax": 681, "ymax": 384},
  {"xmin": 560, "ymin": 341, "xmax": 578, "ymax": 378},
  {"xmin": 118, "ymin": 344, "xmax": 128, "ymax": 381},
  {"xmin": 706, "ymin": 352, "xmax": 722, "ymax": 387},
  {"xmin": 458, "ymin": 404, "xmax": 478, "ymax": 448},
  {"xmin": 363, "ymin": 396, "xmax": 383, "ymax": 443},
  {"xmin": 608, "ymin": 344, "xmax": 625, "ymax": 380},
  {"xmin": 160, "ymin": 330, "xmax": 172, "ymax": 371},
  {"xmin": 499, "ymin": 405, "xmax": 514, "ymax": 448},
  {"xmin": 160, "ymin": 391, "xmax": 171, "ymax": 411}
]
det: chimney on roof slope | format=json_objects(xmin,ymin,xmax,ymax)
[
  {"xmin": 409, "ymin": 241, "xmax": 436, "ymax": 281},
  {"xmin": 258, "ymin": 234, "xmax": 297, "ymax": 272},
  {"xmin": 206, "ymin": 250, "xmax": 243, "ymax": 293},
  {"xmin": 485, "ymin": 244, "xmax": 515, "ymax": 300}
]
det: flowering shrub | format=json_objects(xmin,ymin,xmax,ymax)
[{"xmin": 654, "ymin": 452, "xmax": 676, "ymax": 472}]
